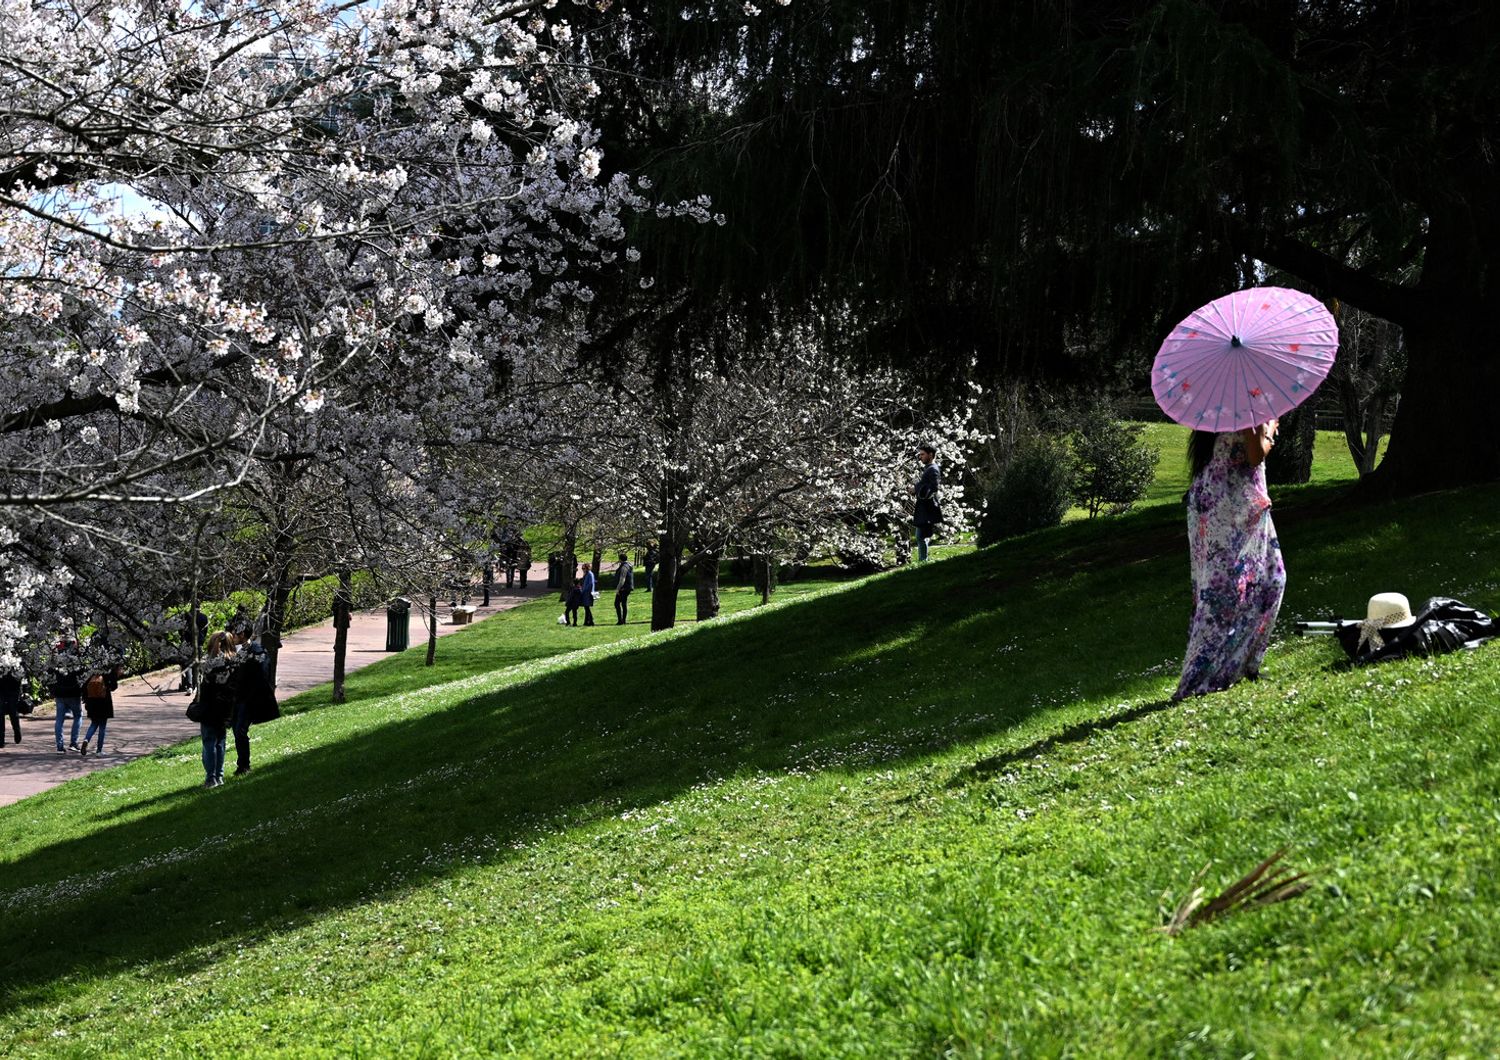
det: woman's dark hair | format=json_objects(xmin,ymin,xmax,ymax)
[{"xmin": 1188, "ymin": 430, "xmax": 1218, "ymax": 480}]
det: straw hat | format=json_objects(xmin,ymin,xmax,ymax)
[{"xmin": 1357, "ymin": 592, "xmax": 1417, "ymax": 652}]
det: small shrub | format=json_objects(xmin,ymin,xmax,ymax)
[
  {"xmin": 977, "ymin": 437, "xmax": 1074, "ymax": 545},
  {"xmin": 1069, "ymin": 419, "xmax": 1160, "ymax": 518}
]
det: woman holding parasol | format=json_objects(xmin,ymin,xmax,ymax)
[{"xmin": 1152, "ymin": 288, "xmax": 1338, "ymax": 698}]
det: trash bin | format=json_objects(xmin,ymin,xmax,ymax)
[{"xmin": 385, "ymin": 597, "xmax": 411, "ymax": 652}]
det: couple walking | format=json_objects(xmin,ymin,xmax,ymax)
[
  {"xmin": 188, "ymin": 629, "xmax": 279, "ymax": 787},
  {"xmin": 45, "ymin": 646, "xmax": 121, "ymax": 757},
  {"xmin": 564, "ymin": 554, "xmax": 637, "ymax": 626}
]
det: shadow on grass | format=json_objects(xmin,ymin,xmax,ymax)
[
  {"xmin": 960, "ymin": 697, "xmax": 1181, "ymax": 780},
  {"xmin": 1, "ymin": 481, "xmax": 1496, "ymax": 1010}
]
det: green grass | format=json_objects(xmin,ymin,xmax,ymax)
[{"xmin": 3, "ymin": 473, "xmax": 1499, "ymax": 1055}]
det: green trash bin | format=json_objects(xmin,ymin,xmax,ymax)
[{"xmin": 384, "ymin": 598, "xmax": 411, "ymax": 652}]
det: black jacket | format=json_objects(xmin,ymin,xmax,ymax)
[
  {"xmin": 0, "ymin": 674, "xmax": 21, "ymax": 712},
  {"xmin": 195, "ymin": 663, "xmax": 239, "ymax": 727},
  {"xmin": 914, "ymin": 462, "xmax": 942, "ymax": 525},
  {"xmin": 234, "ymin": 653, "xmax": 281, "ymax": 725},
  {"xmin": 48, "ymin": 667, "xmax": 85, "ymax": 699},
  {"xmin": 83, "ymin": 671, "xmax": 119, "ymax": 722}
]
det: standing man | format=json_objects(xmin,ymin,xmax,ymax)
[
  {"xmin": 642, "ymin": 541, "xmax": 659, "ymax": 593},
  {"xmin": 49, "ymin": 641, "xmax": 85, "ymax": 753},
  {"xmin": 580, "ymin": 562, "xmax": 597, "ymax": 627},
  {"xmin": 911, "ymin": 442, "xmax": 942, "ymax": 563},
  {"xmin": 613, "ymin": 552, "xmax": 635, "ymax": 625},
  {"xmin": 0, "ymin": 669, "xmax": 23, "ymax": 748}
]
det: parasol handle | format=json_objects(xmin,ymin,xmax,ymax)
[{"xmin": 1230, "ymin": 335, "xmax": 1242, "ymax": 348}]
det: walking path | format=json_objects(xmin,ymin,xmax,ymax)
[{"xmin": 0, "ymin": 566, "xmax": 551, "ymax": 807}]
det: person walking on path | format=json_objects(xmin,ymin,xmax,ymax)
[
  {"xmin": 0, "ymin": 670, "xmax": 23, "ymax": 748},
  {"xmin": 911, "ymin": 442, "xmax": 942, "ymax": 563},
  {"xmin": 613, "ymin": 553, "xmax": 635, "ymax": 625},
  {"xmin": 229, "ymin": 631, "xmax": 279, "ymax": 775},
  {"xmin": 580, "ymin": 562, "xmax": 597, "ymax": 627},
  {"xmin": 1174, "ymin": 422, "xmax": 1286, "ymax": 700},
  {"xmin": 48, "ymin": 643, "xmax": 86, "ymax": 753},
  {"xmin": 642, "ymin": 542, "xmax": 658, "ymax": 592},
  {"xmin": 192, "ymin": 632, "xmax": 239, "ymax": 787},
  {"xmin": 79, "ymin": 664, "xmax": 121, "ymax": 757},
  {"xmin": 516, "ymin": 542, "xmax": 531, "ymax": 588}
]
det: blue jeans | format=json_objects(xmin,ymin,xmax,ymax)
[
  {"xmin": 82, "ymin": 720, "xmax": 107, "ymax": 752},
  {"xmin": 915, "ymin": 523, "xmax": 933, "ymax": 563},
  {"xmin": 55, "ymin": 697, "xmax": 82, "ymax": 748},
  {"xmin": 200, "ymin": 723, "xmax": 226, "ymax": 783}
]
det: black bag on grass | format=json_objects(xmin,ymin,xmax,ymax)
[{"xmin": 1335, "ymin": 597, "xmax": 1498, "ymax": 665}]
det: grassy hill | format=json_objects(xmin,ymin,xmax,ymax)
[{"xmin": 3, "ymin": 475, "xmax": 1499, "ymax": 1056}]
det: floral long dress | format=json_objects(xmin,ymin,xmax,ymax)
[{"xmin": 1174, "ymin": 432, "xmax": 1286, "ymax": 699}]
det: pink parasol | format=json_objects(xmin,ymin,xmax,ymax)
[{"xmin": 1151, "ymin": 286, "xmax": 1338, "ymax": 433}]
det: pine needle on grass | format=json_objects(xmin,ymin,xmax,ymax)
[{"xmin": 1159, "ymin": 848, "xmax": 1314, "ymax": 936}]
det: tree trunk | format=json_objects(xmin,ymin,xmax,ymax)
[
  {"xmin": 425, "ymin": 594, "xmax": 438, "ymax": 666},
  {"xmin": 331, "ymin": 567, "xmax": 352, "ymax": 704},
  {"xmin": 650, "ymin": 540, "xmax": 682, "ymax": 631},
  {"xmin": 1357, "ymin": 391, "xmax": 1388, "ymax": 477},
  {"xmin": 264, "ymin": 562, "xmax": 293, "ymax": 687},
  {"xmin": 1361, "ymin": 207, "xmax": 1500, "ymax": 495},
  {"xmin": 755, "ymin": 554, "xmax": 777, "ymax": 605},
  {"xmin": 1265, "ymin": 402, "xmax": 1316, "ymax": 485},
  {"xmin": 694, "ymin": 550, "xmax": 721, "ymax": 621}
]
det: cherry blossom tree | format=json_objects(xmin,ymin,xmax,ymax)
[
  {"xmin": 0, "ymin": 0, "xmax": 717, "ymax": 670},
  {"xmin": 510, "ymin": 309, "xmax": 987, "ymax": 629}
]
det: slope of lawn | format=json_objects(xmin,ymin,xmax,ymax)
[{"xmin": 3, "ymin": 478, "xmax": 1500, "ymax": 1056}]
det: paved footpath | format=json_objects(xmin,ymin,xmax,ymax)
[{"xmin": 0, "ymin": 565, "xmax": 551, "ymax": 807}]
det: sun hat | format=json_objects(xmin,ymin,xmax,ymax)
[{"xmin": 1357, "ymin": 592, "xmax": 1418, "ymax": 652}]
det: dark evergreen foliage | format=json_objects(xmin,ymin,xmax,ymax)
[
  {"xmin": 589, "ymin": 1, "xmax": 1500, "ymax": 492},
  {"xmin": 977, "ymin": 438, "xmax": 1074, "ymax": 545}
]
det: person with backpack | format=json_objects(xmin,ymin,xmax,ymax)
[
  {"xmin": 79, "ymin": 664, "xmax": 121, "ymax": 757},
  {"xmin": 228, "ymin": 630, "xmax": 279, "ymax": 776},
  {"xmin": 190, "ymin": 632, "xmax": 238, "ymax": 787},
  {"xmin": 48, "ymin": 641, "xmax": 86, "ymax": 753}
]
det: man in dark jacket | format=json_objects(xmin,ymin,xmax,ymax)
[
  {"xmin": 0, "ymin": 671, "xmax": 23, "ymax": 747},
  {"xmin": 230, "ymin": 634, "xmax": 280, "ymax": 775},
  {"xmin": 613, "ymin": 553, "xmax": 635, "ymax": 625},
  {"xmin": 911, "ymin": 442, "xmax": 942, "ymax": 563},
  {"xmin": 49, "ymin": 645, "xmax": 86, "ymax": 752},
  {"xmin": 642, "ymin": 542, "xmax": 658, "ymax": 592}
]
